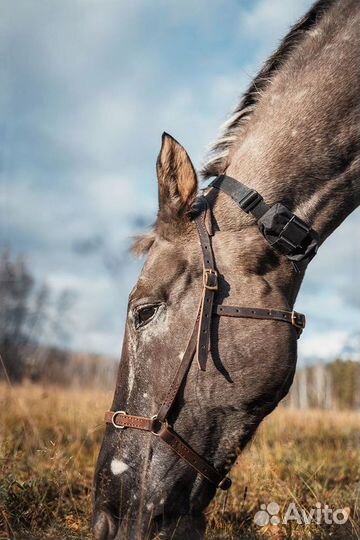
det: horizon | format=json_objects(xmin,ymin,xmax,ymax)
[{"xmin": 1, "ymin": 0, "xmax": 359, "ymax": 365}]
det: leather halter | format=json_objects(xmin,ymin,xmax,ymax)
[{"xmin": 105, "ymin": 184, "xmax": 307, "ymax": 491}]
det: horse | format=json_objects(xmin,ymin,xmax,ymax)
[{"xmin": 93, "ymin": 0, "xmax": 360, "ymax": 538}]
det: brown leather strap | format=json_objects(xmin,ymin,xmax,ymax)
[
  {"xmin": 157, "ymin": 424, "xmax": 231, "ymax": 489},
  {"xmin": 195, "ymin": 203, "xmax": 218, "ymax": 371},
  {"xmin": 156, "ymin": 203, "xmax": 219, "ymax": 429},
  {"xmin": 156, "ymin": 321, "xmax": 198, "ymax": 423},
  {"xmin": 105, "ymin": 410, "xmax": 231, "ymax": 489},
  {"xmin": 213, "ymin": 305, "xmax": 305, "ymax": 336},
  {"xmin": 105, "ymin": 411, "xmax": 154, "ymax": 431},
  {"xmin": 103, "ymin": 199, "xmax": 307, "ymax": 493}
]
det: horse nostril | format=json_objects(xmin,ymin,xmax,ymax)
[{"xmin": 93, "ymin": 510, "xmax": 117, "ymax": 540}]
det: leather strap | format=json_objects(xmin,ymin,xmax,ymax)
[
  {"xmin": 105, "ymin": 410, "xmax": 231, "ymax": 490},
  {"xmin": 156, "ymin": 201, "xmax": 219, "ymax": 421},
  {"xmin": 157, "ymin": 425, "xmax": 231, "ymax": 489},
  {"xmin": 104, "ymin": 411, "xmax": 154, "ymax": 430},
  {"xmin": 213, "ymin": 305, "xmax": 305, "ymax": 336},
  {"xmin": 103, "ymin": 199, "xmax": 306, "ymax": 492},
  {"xmin": 156, "ymin": 321, "xmax": 198, "ymax": 423},
  {"xmin": 195, "ymin": 203, "xmax": 218, "ymax": 371}
]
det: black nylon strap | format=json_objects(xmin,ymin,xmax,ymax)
[
  {"xmin": 210, "ymin": 175, "xmax": 269, "ymax": 219},
  {"xmin": 209, "ymin": 175, "xmax": 319, "ymax": 263}
]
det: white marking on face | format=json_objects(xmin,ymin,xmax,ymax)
[
  {"xmin": 128, "ymin": 363, "xmax": 135, "ymax": 398},
  {"xmin": 126, "ymin": 325, "xmax": 137, "ymax": 399},
  {"xmin": 111, "ymin": 459, "xmax": 129, "ymax": 476}
]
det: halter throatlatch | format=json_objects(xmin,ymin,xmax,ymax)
[
  {"xmin": 105, "ymin": 181, "xmax": 308, "ymax": 491},
  {"xmin": 210, "ymin": 175, "xmax": 319, "ymax": 263}
]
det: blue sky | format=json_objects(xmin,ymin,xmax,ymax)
[{"xmin": 1, "ymin": 0, "xmax": 359, "ymax": 364}]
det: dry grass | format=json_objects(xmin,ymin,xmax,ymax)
[{"xmin": 0, "ymin": 383, "xmax": 359, "ymax": 540}]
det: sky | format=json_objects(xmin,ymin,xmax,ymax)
[{"xmin": 1, "ymin": 0, "xmax": 359, "ymax": 365}]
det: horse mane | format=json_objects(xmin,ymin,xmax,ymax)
[{"xmin": 201, "ymin": 0, "xmax": 338, "ymax": 180}]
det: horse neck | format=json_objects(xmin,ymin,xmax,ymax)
[
  {"xmin": 209, "ymin": 162, "xmax": 357, "ymax": 313},
  {"xmin": 210, "ymin": 146, "xmax": 360, "ymax": 309},
  {"xmin": 210, "ymin": 131, "xmax": 360, "ymax": 303},
  {"xmin": 225, "ymin": 95, "xmax": 360, "ymax": 243},
  {"xmin": 208, "ymin": 1, "xmax": 360, "ymax": 306}
]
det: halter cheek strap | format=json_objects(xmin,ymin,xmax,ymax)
[{"xmin": 104, "ymin": 196, "xmax": 306, "ymax": 491}]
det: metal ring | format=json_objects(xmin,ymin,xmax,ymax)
[
  {"xmin": 112, "ymin": 410, "xmax": 126, "ymax": 429},
  {"xmin": 151, "ymin": 415, "xmax": 168, "ymax": 436}
]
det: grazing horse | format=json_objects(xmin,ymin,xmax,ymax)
[{"xmin": 93, "ymin": 0, "xmax": 360, "ymax": 538}]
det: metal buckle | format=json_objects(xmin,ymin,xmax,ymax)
[
  {"xmin": 151, "ymin": 415, "xmax": 168, "ymax": 436},
  {"xmin": 218, "ymin": 476, "xmax": 232, "ymax": 490},
  {"xmin": 112, "ymin": 410, "xmax": 127, "ymax": 429},
  {"xmin": 203, "ymin": 269, "xmax": 218, "ymax": 290},
  {"xmin": 291, "ymin": 311, "xmax": 306, "ymax": 330}
]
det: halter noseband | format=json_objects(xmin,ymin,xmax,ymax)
[{"xmin": 105, "ymin": 176, "xmax": 314, "ymax": 491}]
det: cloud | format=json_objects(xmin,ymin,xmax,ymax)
[
  {"xmin": 295, "ymin": 211, "xmax": 360, "ymax": 364},
  {"xmin": 296, "ymin": 213, "xmax": 360, "ymax": 309},
  {"xmin": 1, "ymin": 0, "xmax": 359, "ymax": 362},
  {"xmin": 299, "ymin": 330, "xmax": 349, "ymax": 363},
  {"xmin": 239, "ymin": 0, "xmax": 313, "ymax": 41}
]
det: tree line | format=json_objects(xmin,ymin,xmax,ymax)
[
  {"xmin": 285, "ymin": 360, "xmax": 360, "ymax": 410},
  {"xmin": 1, "ymin": 249, "xmax": 359, "ymax": 409},
  {"xmin": 0, "ymin": 250, "xmax": 74, "ymax": 382}
]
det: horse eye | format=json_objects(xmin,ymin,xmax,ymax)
[{"xmin": 135, "ymin": 305, "xmax": 158, "ymax": 328}]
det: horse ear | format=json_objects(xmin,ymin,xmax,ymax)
[{"xmin": 156, "ymin": 133, "xmax": 198, "ymax": 215}]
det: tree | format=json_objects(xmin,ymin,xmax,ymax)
[{"xmin": 0, "ymin": 250, "xmax": 75, "ymax": 382}]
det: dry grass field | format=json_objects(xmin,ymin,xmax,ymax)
[{"xmin": 0, "ymin": 383, "xmax": 359, "ymax": 540}]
